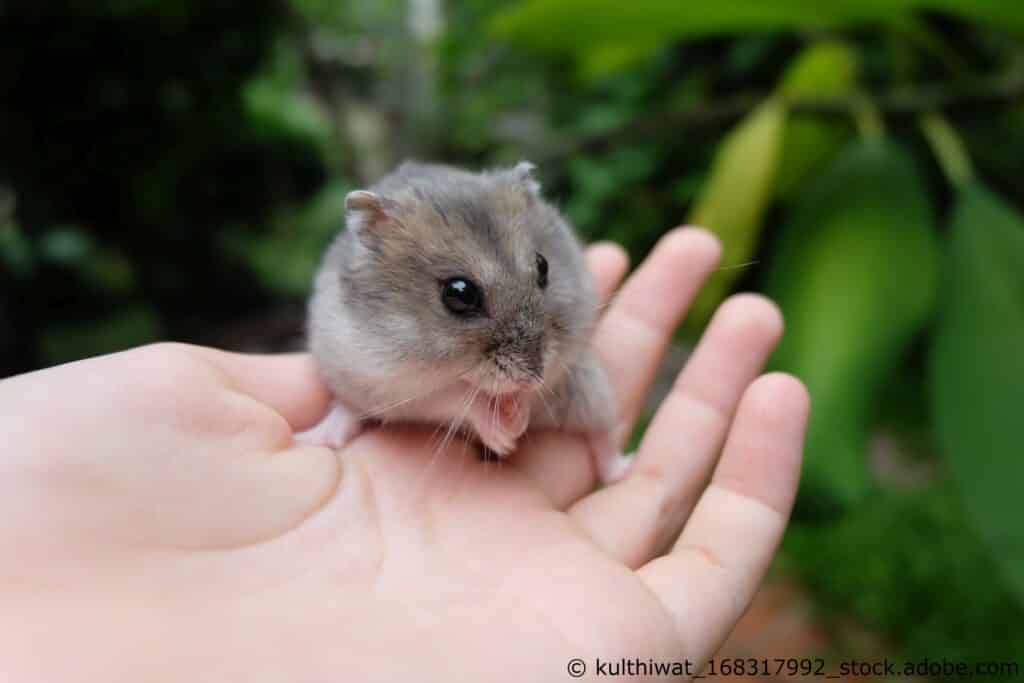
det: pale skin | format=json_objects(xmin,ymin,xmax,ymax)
[{"xmin": 0, "ymin": 227, "xmax": 808, "ymax": 682}]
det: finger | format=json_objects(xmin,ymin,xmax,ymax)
[
  {"xmin": 184, "ymin": 345, "xmax": 332, "ymax": 430},
  {"xmin": 586, "ymin": 241, "xmax": 630, "ymax": 309},
  {"xmin": 571, "ymin": 294, "xmax": 784, "ymax": 566},
  {"xmin": 513, "ymin": 431, "xmax": 595, "ymax": 508},
  {"xmin": 593, "ymin": 228, "xmax": 721, "ymax": 447},
  {"xmin": 639, "ymin": 373, "xmax": 807, "ymax": 663}
]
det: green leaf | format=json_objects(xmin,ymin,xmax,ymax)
[
  {"xmin": 491, "ymin": 0, "xmax": 912, "ymax": 59},
  {"xmin": 778, "ymin": 41, "xmax": 859, "ymax": 98},
  {"xmin": 776, "ymin": 40, "xmax": 859, "ymax": 199},
  {"xmin": 686, "ymin": 99, "xmax": 785, "ymax": 327},
  {"xmin": 31, "ymin": 225, "xmax": 137, "ymax": 293},
  {"xmin": 490, "ymin": 1, "xmax": 1024, "ymax": 64},
  {"xmin": 243, "ymin": 39, "xmax": 332, "ymax": 148},
  {"xmin": 766, "ymin": 141, "xmax": 940, "ymax": 507},
  {"xmin": 578, "ymin": 41, "xmax": 665, "ymax": 80},
  {"xmin": 38, "ymin": 226, "xmax": 96, "ymax": 266},
  {"xmin": 931, "ymin": 183, "xmax": 1024, "ymax": 605}
]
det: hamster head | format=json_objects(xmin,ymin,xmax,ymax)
[{"xmin": 322, "ymin": 161, "xmax": 596, "ymax": 400}]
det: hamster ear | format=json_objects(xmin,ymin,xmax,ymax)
[
  {"xmin": 510, "ymin": 161, "xmax": 541, "ymax": 195},
  {"xmin": 346, "ymin": 190, "xmax": 387, "ymax": 212},
  {"xmin": 345, "ymin": 190, "xmax": 398, "ymax": 231}
]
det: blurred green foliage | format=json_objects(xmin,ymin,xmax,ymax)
[
  {"xmin": 491, "ymin": 0, "xmax": 1024, "ymax": 72},
  {"xmin": 932, "ymin": 184, "xmax": 1024, "ymax": 604},
  {"xmin": 2, "ymin": 0, "xmax": 1023, "ymax": 670},
  {"xmin": 687, "ymin": 98, "xmax": 784, "ymax": 327},
  {"xmin": 784, "ymin": 483, "xmax": 1024, "ymax": 663},
  {"xmin": 767, "ymin": 140, "xmax": 941, "ymax": 508}
]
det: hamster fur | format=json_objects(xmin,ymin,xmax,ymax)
[{"xmin": 297, "ymin": 161, "xmax": 629, "ymax": 483}]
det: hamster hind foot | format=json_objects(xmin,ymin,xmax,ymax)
[
  {"xmin": 587, "ymin": 430, "xmax": 635, "ymax": 485},
  {"xmin": 294, "ymin": 402, "xmax": 360, "ymax": 450}
]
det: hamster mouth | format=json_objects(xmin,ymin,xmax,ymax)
[
  {"xmin": 462, "ymin": 382, "xmax": 532, "ymax": 442},
  {"xmin": 486, "ymin": 391, "xmax": 531, "ymax": 445},
  {"xmin": 491, "ymin": 391, "xmax": 527, "ymax": 422}
]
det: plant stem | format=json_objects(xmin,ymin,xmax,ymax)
[{"xmin": 919, "ymin": 113, "xmax": 975, "ymax": 189}]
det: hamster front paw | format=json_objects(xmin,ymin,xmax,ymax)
[
  {"xmin": 294, "ymin": 402, "xmax": 360, "ymax": 450},
  {"xmin": 469, "ymin": 392, "xmax": 530, "ymax": 457}
]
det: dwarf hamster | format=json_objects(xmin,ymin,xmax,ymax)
[{"xmin": 298, "ymin": 161, "xmax": 628, "ymax": 483}]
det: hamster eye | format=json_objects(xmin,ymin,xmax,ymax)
[
  {"xmin": 536, "ymin": 253, "xmax": 549, "ymax": 289},
  {"xmin": 441, "ymin": 277, "xmax": 484, "ymax": 316}
]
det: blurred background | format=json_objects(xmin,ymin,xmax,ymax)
[{"xmin": 2, "ymin": 0, "xmax": 1022, "ymax": 677}]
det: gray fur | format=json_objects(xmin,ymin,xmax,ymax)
[{"xmin": 307, "ymin": 160, "xmax": 615, "ymax": 441}]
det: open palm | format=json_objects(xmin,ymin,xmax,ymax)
[{"xmin": 0, "ymin": 228, "xmax": 808, "ymax": 682}]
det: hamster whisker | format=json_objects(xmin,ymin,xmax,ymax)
[
  {"xmin": 489, "ymin": 375, "xmax": 499, "ymax": 439},
  {"xmin": 358, "ymin": 363, "xmax": 478, "ymax": 420},
  {"xmin": 459, "ymin": 383, "xmax": 485, "ymax": 455},
  {"xmin": 447, "ymin": 382, "xmax": 480, "ymax": 448},
  {"xmin": 530, "ymin": 371, "xmax": 557, "ymax": 423},
  {"xmin": 419, "ymin": 361, "xmax": 485, "ymax": 462},
  {"xmin": 715, "ymin": 259, "xmax": 759, "ymax": 272},
  {"xmin": 431, "ymin": 380, "xmax": 481, "ymax": 466},
  {"xmin": 485, "ymin": 375, "xmax": 502, "ymax": 477},
  {"xmin": 412, "ymin": 380, "xmax": 480, "ymax": 497}
]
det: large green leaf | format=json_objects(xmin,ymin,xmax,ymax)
[
  {"xmin": 686, "ymin": 99, "xmax": 785, "ymax": 327},
  {"xmin": 491, "ymin": 0, "xmax": 1024, "ymax": 58},
  {"xmin": 243, "ymin": 39, "xmax": 332, "ymax": 149},
  {"xmin": 766, "ymin": 141, "xmax": 940, "ymax": 507},
  {"xmin": 775, "ymin": 41, "xmax": 858, "ymax": 199},
  {"xmin": 931, "ymin": 183, "xmax": 1024, "ymax": 604},
  {"xmin": 683, "ymin": 41, "xmax": 858, "ymax": 327},
  {"xmin": 492, "ymin": 1, "xmax": 904, "ymax": 54}
]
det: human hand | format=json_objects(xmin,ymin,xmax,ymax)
[{"xmin": 0, "ymin": 227, "xmax": 807, "ymax": 682}]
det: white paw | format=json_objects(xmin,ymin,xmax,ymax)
[
  {"xmin": 477, "ymin": 429, "xmax": 517, "ymax": 458},
  {"xmin": 473, "ymin": 416, "xmax": 519, "ymax": 457},
  {"xmin": 470, "ymin": 393, "xmax": 529, "ymax": 457},
  {"xmin": 589, "ymin": 431, "xmax": 634, "ymax": 485},
  {"xmin": 294, "ymin": 402, "xmax": 360, "ymax": 450}
]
